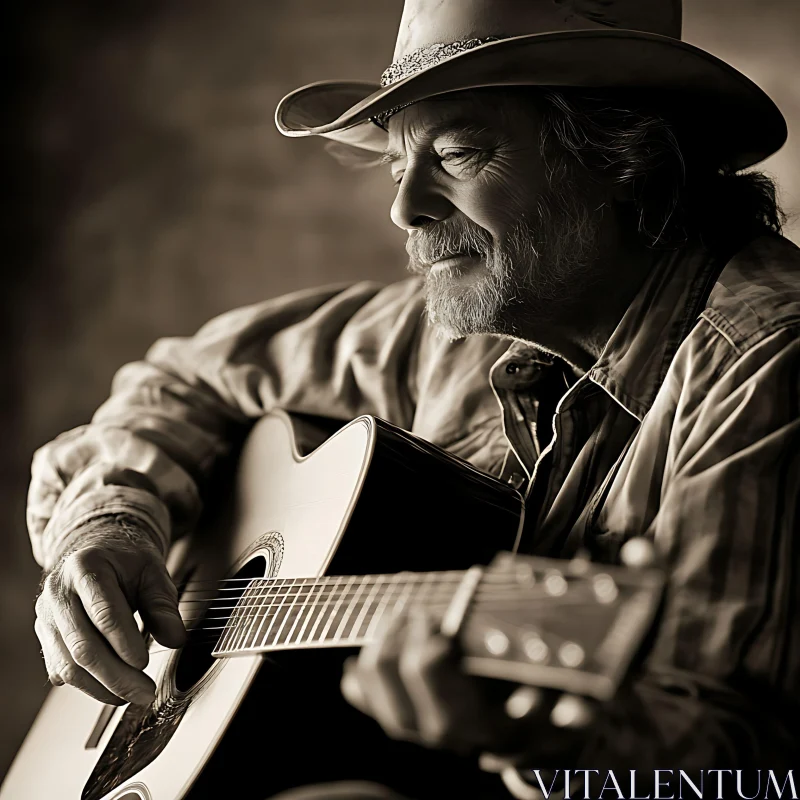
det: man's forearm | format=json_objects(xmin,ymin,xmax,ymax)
[{"xmin": 27, "ymin": 280, "xmax": 424, "ymax": 570}]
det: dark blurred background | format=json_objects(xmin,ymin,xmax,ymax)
[{"xmin": 2, "ymin": 0, "xmax": 798, "ymax": 782}]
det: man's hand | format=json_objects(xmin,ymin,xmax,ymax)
[
  {"xmin": 340, "ymin": 608, "xmax": 593, "ymax": 764},
  {"xmin": 34, "ymin": 518, "xmax": 187, "ymax": 706},
  {"xmin": 340, "ymin": 539, "xmax": 655, "ymax": 765}
]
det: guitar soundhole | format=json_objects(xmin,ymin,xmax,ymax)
[{"xmin": 174, "ymin": 555, "xmax": 268, "ymax": 693}]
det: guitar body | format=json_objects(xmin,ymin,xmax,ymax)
[{"xmin": 2, "ymin": 412, "xmax": 524, "ymax": 800}]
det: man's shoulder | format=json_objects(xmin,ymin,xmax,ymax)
[{"xmin": 701, "ymin": 233, "xmax": 800, "ymax": 354}]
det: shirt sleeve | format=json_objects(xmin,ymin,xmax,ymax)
[
  {"xmin": 580, "ymin": 324, "xmax": 800, "ymax": 772},
  {"xmin": 27, "ymin": 278, "xmax": 426, "ymax": 570}
]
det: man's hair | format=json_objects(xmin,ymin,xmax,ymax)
[{"xmin": 534, "ymin": 88, "xmax": 787, "ymax": 251}]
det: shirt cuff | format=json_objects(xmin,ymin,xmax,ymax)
[{"xmin": 39, "ymin": 486, "xmax": 171, "ymax": 569}]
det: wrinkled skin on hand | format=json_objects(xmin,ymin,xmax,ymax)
[{"xmin": 34, "ymin": 516, "xmax": 186, "ymax": 706}]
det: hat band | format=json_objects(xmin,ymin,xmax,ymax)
[
  {"xmin": 379, "ymin": 37, "xmax": 501, "ymax": 87},
  {"xmin": 372, "ymin": 36, "xmax": 500, "ymax": 129}
]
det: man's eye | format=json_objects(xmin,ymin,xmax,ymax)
[{"xmin": 440, "ymin": 148, "xmax": 475, "ymax": 165}]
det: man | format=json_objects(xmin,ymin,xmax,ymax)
[{"xmin": 28, "ymin": 1, "xmax": 798, "ymax": 798}]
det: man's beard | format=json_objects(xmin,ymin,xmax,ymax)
[{"xmin": 406, "ymin": 182, "xmax": 604, "ymax": 341}]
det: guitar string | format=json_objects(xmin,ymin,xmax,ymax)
[
  {"xmin": 175, "ymin": 583, "xmax": 549, "ymax": 606},
  {"xmin": 144, "ymin": 591, "xmax": 591, "ymax": 654},
  {"xmin": 146, "ymin": 602, "xmax": 589, "ymax": 654},
  {"xmin": 149, "ymin": 580, "xmax": 434, "ymax": 652},
  {"xmin": 170, "ymin": 585, "xmax": 578, "ymax": 623},
  {"xmin": 143, "ymin": 573, "xmax": 602, "ymax": 652},
  {"xmin": 165, "ymin": 569, "xmax": 592, "ymax": 628},
  {"xmin": 174, "ymin": 591, "xmax": 580, "ymax": 624},
  {"xmin": 170, "ymin": 570, "xmax": 536, "ymax": 592},
  {"xmin": 167, "ymin": 573, "xmax": 573, "ymax": 621},
  {"xmin": 168, "ymin": 591, "xmax": 589, "ymax": 639},
  {"xmin": 172, "ymin": 571, "xmax": 577, "ymax": 602},
  {"xmin": 173, "ymin": 572, "xmax": 466, "ymax": 588}
]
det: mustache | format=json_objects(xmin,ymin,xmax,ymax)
[{"xmin": 406, "ymin": 218, "xmax": 494, "ymax": 270}]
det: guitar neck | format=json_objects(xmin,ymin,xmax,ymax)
[
  {"xmin": 207, "ymin": 553, "xmax": 663, "ymax": 703},
  {"xmin": 212, "ymin": 570, "xmax": 465, "ymax": 656}
]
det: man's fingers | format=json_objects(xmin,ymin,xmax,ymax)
[
  {"xmin": 138, "ymin": 562, "xmax": 187, "ymax": 648},
  {"xmin": 68, "ymin": 556, "xmax": 149, "ymax": 670},
  {"xmin": 550, "ymin": 694, "xmax": 595, "ymax": 729},
  {"xmin": 503, "ymin": 686, "xmax": 545, "ymax": 720},
  {"xmin": 352, "ymin": 610, "xmax": 418, "ymax": 739},
  {"xmin": 51, "ymin": 594, "xmax": 157, "ymax": 705},
  {"xmin": 340, "ymin": 656, "xmax": 368, "ymax": 712},
  {"xmin": 35, "ymin": 617, "xmax": 126, "ymax": 706},
  {"xmin": 397, "ymin": 610, "xmax": 477, "ymax": 750}
]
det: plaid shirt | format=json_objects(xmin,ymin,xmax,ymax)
[{"xmin": 27, "ymin": 233, "xmax": 800, "ymax": 773}]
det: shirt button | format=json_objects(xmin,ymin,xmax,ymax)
[
  {"xmin": 505, "ymin": 362, "xmax": 520, "ymax": 375},
  {"xmin": 507, "ymin": 472, "xmax": 526, "ymax": 489}
]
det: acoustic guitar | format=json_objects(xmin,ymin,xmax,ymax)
[{"xmin": 1, "ymin": 411, "xmax": 663, "ymax": 800}]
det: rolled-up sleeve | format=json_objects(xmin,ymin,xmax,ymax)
[
  {"xmin": 584, "ymin": 324, "xmax": 800, "ymax": 770},
  {"xmin": 27, "ymin": 278, "xmax": 426, "ymax": 569}
]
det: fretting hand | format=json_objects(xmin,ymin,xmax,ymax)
[{"xmin": 340, "ymin": 538, "xmax": 656, "ymax": 766}]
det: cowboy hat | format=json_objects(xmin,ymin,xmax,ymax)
[{"xmin": 274, "ymin": 0, "xmax": 787, "ymax": 170}]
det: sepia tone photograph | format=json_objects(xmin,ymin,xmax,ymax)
[{"xmin": 2, "ymin": 1, "xmax": 799, "ymax": 798}]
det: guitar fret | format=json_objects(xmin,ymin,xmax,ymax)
[
  {"xmin": 318, "ymin": 576, "xmax": 356, "ymax": 642},
  {"xmin": 389, "ymin": 573, "xmax": 417, "ymax": 617},
  {"xmin": 251, "ymin": 578, "xmax": 281, "ymax": 648},
  {"xmin": 292, "ymin": 579, "xmax": 329, "ymax": 644},
  {"xmin": 307, "ymin": 577, "xmax": 343, "ymax": 643},
  {"xmin": 244, "ymin": 579, "xmax": 278, "ymax": 650},
  {"xmin": 332, "ymin": 576, "xmax": 369, "ymax": 641},
  {"xmin": 348, "ymin": 575, "xmax": 385, "ymax": 642},
  {"xmin": 282, "ymin": 580, "xmax": 316, "ymax": 645},
  {"xmin": 228, "ymin": 578, "xmax": 262, "ymax": 652},
  {"xmin": 363, "ymin": 573, "xmax": 405, "ymax": 640},
  {"xmin": 410, "ymin": 572, "xmax": 435, "ymax": 613},
  {"xmin": 270, "ymin": 578, "xmax": 305, "ymax": 645},
  {"xmin": 258, "ymin": 577, "xmax": 295, "ymax": 647},
  {"xmin": 217, "ymin": 571, "xmax": 465, "ymax": 654}
]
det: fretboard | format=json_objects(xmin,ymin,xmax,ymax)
[{"xmin": 211, "ymin": 571, "xmax": 465, "ymax": 656}]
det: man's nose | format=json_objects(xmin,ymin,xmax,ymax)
[{"xmin": 390, "ymin": 164, "xmax": 453, "ymax": 231}]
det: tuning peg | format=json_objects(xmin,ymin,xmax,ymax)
[
  {"xmin": 522, "ymin": 632, "xmax": 550, "ymax": 663},
  {"xmin": 557, "ymin": 641, "xmax": 585, "ymax": 668},
  {"xmin": 543, "ymin": 570, "xmax": 567, "ymax": 596},
  {"xmin": 484, "ymin": 628, "xmax": 511, "ymax": 656}
]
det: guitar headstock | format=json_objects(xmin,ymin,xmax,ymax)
[{"xmin": 460, "ymin": 551, "xmax": 664, "ymax": 701}]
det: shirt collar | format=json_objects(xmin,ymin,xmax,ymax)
[
  {"xmin": 586, "ymin": 241, "xmax": 724, "ymax": 421},
  {"xmin": 496, "ymin": 242, "xmax": 724, "ymax": 422}
]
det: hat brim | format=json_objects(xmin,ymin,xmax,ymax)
[{"xmin": 275, "ymin": 29, "xmax": 787, "ymax": 170}]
